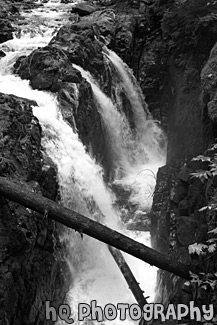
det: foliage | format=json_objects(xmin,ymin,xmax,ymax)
[
  {"xmin": 188, "ymin": 149, "xmax": 217, "ymax": 318},
  {"xmin": 190, "ymin": 154, "xmax": 217, "ymax": 182}
]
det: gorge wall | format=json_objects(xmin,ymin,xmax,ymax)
[{"xmin": 0, "ymin": 92, "xmax": 70, "ymax": 324}]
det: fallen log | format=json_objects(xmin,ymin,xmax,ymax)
[
  {"xmin": 0, "ymin": 176, "xmax": 191, "ymax": 279},
  {"xmin": 108, "ymin": 246, "xmax": 148, "ymax": 307}
]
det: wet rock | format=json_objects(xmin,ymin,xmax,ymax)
[
  {"xmin": 151, "ymin": 165, "xmax": 172, "ymax": 252},
  {"xmin": 176, "ymin": 217, "xmax": 198, "ymax": 246},
  {"xmin": 178, "ymin": 199, "xmax": 189, "ymax": 216},
  {"xmin": 0, "ymin": 92, "xmax": 42, "ymax": 180},
  {"xmin": 14, "ymin": 46, "xmax": 82, "ymax": 91},
  {"xmin": 152, "ymin": 153, "xmax": 217, "ymax": 308},
  {"xmin": 57, "ymin": 82, "xmax": 79, "ymax": 129},
  {"xmin": 126, "ymin": 219, "xmax": 150, "ymax": 231},
  {"xmin": 201, "ymin": 42, "xmax": 217, "ymax": 123},
  {"xmin": 71, "ymin": 2, "xmax": 97, "ymax": 16},
  {"xmin": 188, "ymin": 180, "xmax": 205, "ymax": 213},
  {"xmin": 0, "ymin": 19, "xmax": 14, "ymax": 44},
  {"xmin": 178, "ymin": 166, "xmax": 190, "ymax": 183},
  {"xmin": 49, "ymin": 21, "xmax": 104, "ymax": 75},
  {"xmin": 113, "ymin": 14, "xmax": 136, "ymax": 66},
  {"xmin": 0, "ymin": 92, "xmax": 68, "ymax": 324},
  {"xmin": 40, "ymin": 158, "xmax": 58, "ymax": 201},
  {"xmin": 171, "ymin": 183, "xmax": 188, "ymax": 204},
  {"xmin": 0, "ymin": 50, "xmax": 6, "ymax": 58}
]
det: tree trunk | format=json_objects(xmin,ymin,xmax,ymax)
[
  {"xmin": 108, "ymin": 246, "xmax": 148, "ymax": 307},
  {"xmin": 0, "ymin": 176, "xmax": 191, "ymax": 279}
]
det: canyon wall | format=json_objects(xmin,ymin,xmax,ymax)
[{"xmin": 0, "ymin": 93, "xmax": 70, "ymax": 324}]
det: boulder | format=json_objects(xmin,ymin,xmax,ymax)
[
  {"xmin": 0, "ymin": 50, "xmax": 6, "ymax": 58},
  {"xmin": 49, "ymin": 20, "xmax": 104, "ymax": 75},
  {"xmin": 71, "ymin": 2, "xmax": 97, "ymax": 16},
  {"xmin": 0, "ymin": 92, "xmax": 42, "ymax": 180},
  {"xmin": 14, "ymin": 46, "xmax": 82, "ymax": 91},
  {"xmin": 0, "ymin": 19, "xmax": 14, "ymax": 44},
  {"xmin": 176, "ymin": 217, "xmax": 198, "ymax": 246}
]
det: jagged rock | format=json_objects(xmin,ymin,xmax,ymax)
[
  {"xmin": 14, "ymin": 46, "xmax": 82, "ymax": 91},
  {"xmin": 176, "ymin": 217, "xmax": 198, "ymax": 246},
  {"xmin": 178, "ymin": 199, "xmax": 189, "ymax": 216},
  {"xmin": 49, "ymin": 20, "xmax": 104, "ymax": 75},
  {"xmin": 113, "ymin": 14, "xmax": 135, "ymax": 66},
  {"xmin": 178, "ymin": 166, "xmax": 190, "ymax": 183},
  {"xmin": 0, "ymin": 19, "xmax": 14, "ymax": 44},
  {"xmin": 71, "ymin": 2, "xmax": 97, "ymax": 16},
  {"xmin": 152, "ymin": 153, "xmax": 217, "ymax": 308},
  {"xmin": 0, "ymin": 93, "xmax": 68, "ymax": 324},
  {"xmin": 0, "ymin": 50, "xmax": 6, "ymax": 58},
  {"xmin": 171, "ymin": 183, "xmax": 188, "ymax": 204},
  {"xmin": 201, "ymin": 42, "xmax": 217, "ymax": 122},
  {"xmin": 0, "ymin": 92, "xmax": 42, "ymax": 180},
  {"xmin": 57, "ymin": 82, "xmax": 79, "ymax": 129},
  {"xmin": 40, "ymin": 157, "xmax": 58, "ymax": 201}
]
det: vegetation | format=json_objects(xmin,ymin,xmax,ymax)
[{"xmin": 187, "ymin": 148, "xmax": 217, "ymax": 320}]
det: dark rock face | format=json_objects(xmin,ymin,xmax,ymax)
[
  {"xmin": 148, "ymin": 0, "xmax": 217, "ymax": 311},
  {"xmin": 0, "ymin": 50, "xmax": 6, "ymax": 58},
  {"xmin": 0, "ymin": 93, "xmax": 68, "ymax": 324},
  {"xmin": 14, "ymin": 46, "xmax": 82, "ymax": 91},
  {"xmin": 201, "ymin": 41, "xmax": 217, "ymax": 143},
  {"xmin": 152, "ymin": 158, "xmax": 217, "ymax": 310},
  {"xmin": 49, "ymin": 17, "xmax": 105, "ymax": 75},
  {"xmin": 0, "ymin": 19, "xmax": 14, "ymax": 44}
]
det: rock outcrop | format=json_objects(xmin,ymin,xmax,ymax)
[
  {"xmin": 145, "ymin": 0, "xmax": 217, "ymax": 316},
  {"xmin": 151, "ymin": 154, "xmax": 217, "ymax": 316},
  {"xmin": 0, "ymin": 92, "xmax": 69, "ymax": 324}
]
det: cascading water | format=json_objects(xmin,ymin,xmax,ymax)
[
  {"xmin": 0, "ymin": 1, "xmax": 166, "ymax": 324},
  {"xmin": 72, "ymin": 64, "xmax": 136, "ymax": 171},
  {"xmin": 72, "ymin": 60, "xmax": 165, "ymax": 211}
]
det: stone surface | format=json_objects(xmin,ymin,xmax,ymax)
[
  {"xmin": 0, "ymin": 19, "xmax": 14, "ymax": 44},
  {"xmin": 14, "ymin": 46, "xmax": 82, "ymax": 91},
  {"xmin": 0, "ymin": 92, "xmax": 69, "ymax": 324},
  {"xmin": 151, "ymin": 154, "xmax": 217, "ymax": 312},
  {"xmin": 71, "ymin": 2, "xmax": 97, "ymax": 16}
]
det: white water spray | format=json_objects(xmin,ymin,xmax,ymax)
[
  {"xmin": 72, "ymin": 59, "xmax": 165, "ymax": 211},
  {"xmin": 104, "ymin": 48, "xmax": 164, "ymax": 155},
  {"xmin": 72, "ymin": 64, "xmax": 137, "ymax": 170},
  {"xmin": 102, "ymin": 48, "xmax": 166, "ymax": 210}
]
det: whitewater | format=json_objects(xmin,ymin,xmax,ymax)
[{"xmin": 0, "ymin": 1, "xmax": 166, "ymax": 324}]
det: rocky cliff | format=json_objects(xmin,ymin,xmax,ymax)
[
  {"xmin": 144, "ymin": 0, "xmax": 217, "ymax": 317},
  {"xmin": 0, "ymin": 93, "xmax": 69, "ymax": 324}
]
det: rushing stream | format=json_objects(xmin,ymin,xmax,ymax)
[{"xmin": 0, "ymin": 1, "xmax": 166, "ymax": 324}]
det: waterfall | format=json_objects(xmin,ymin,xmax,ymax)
[
  {"xmin": 72, "ymin": 61, "xmax": 165, "ymax": 211},
  {"xmin": 0, "ymin": 1, "xmax": 165, "ymax": 324},
  {"xmin": 72, "ymin": 63, "xmax": 136, "ymax": 170},
  {"xmin": 104, "ymin": 48, "xmax": 164, "ymax": 156}
]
